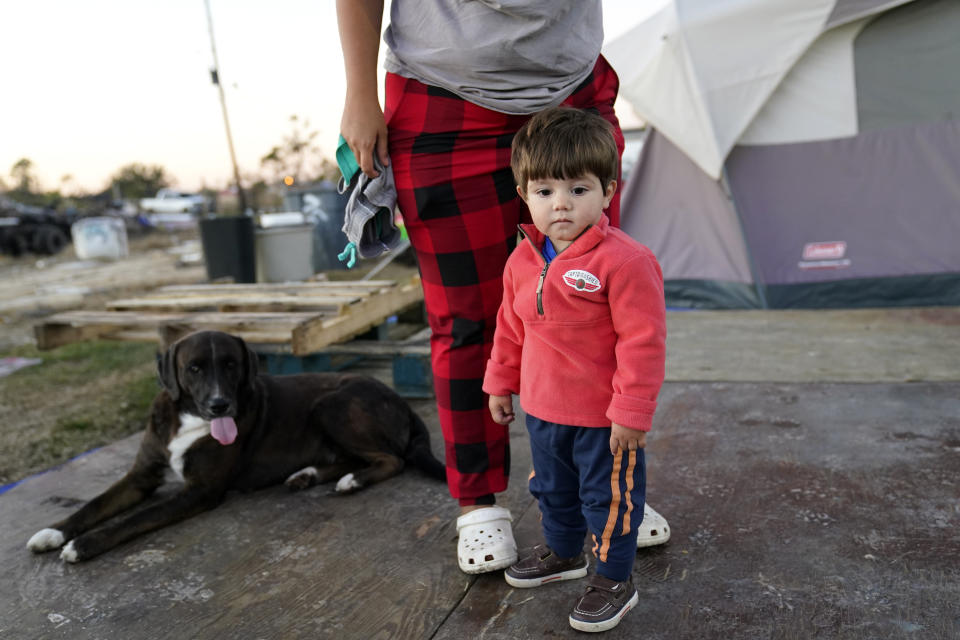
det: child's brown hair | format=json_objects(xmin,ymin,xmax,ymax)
[{"xmin": 511, "ymin": 107, "xmax": 619, "ymax": 194}]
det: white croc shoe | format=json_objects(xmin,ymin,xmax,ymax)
[
  {"xmin": 456, "ymin": 506, "xmax": 518, "ymax": 574},
  {"xmin": 637, "ymin": 503, "xmax": 671, "ymax": 548}
]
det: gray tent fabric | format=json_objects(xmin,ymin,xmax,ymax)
[
  {"xmin": 621, "ymin": 130, "xmax": 761, "ymax": 308},
  {"xmin": 613, "ymin": 0, "xmax": 960, "ymax": 309},
  {"xmin": 855, "ymin": 0, "xmax": 960, "ymax": 131},
  {"xmin": 622, "ymin": 130, "xmax": 752, "ymax": 284},
  {"xmin": 727, "ymin": 118, "xmax": 960, "ymax": 286},
  {"xmin": 825, "ymin": 0, "xmax": 912, "ymax": 27}
]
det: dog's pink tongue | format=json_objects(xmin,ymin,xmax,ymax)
[{"xmin": 210, "ymin": 417, "xmax": 237, "ymax": 445}]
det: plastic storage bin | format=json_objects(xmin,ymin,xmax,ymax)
[
  {"xmin": 71, "ymin": 217, "xmax": 128, "ymax": 260},
  {"xmin": 254, "ymin": 223, "xmax": 315, "ymax": 282}
]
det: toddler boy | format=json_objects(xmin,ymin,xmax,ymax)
[{"xmin": 483, "ymin": 107, "xmax": 666, "ymax": 632}]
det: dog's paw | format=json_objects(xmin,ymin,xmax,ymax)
[
  {"xmin": 334, "ymin": 473, "xmax": 362, "ymax": 494},
  {"xmin": 27, "ymin": 528, "xmax": 65, "ymax": 553},
  {"xmin": 284, "ymin": 466, "xmax": 319, "ymax": 491},
  {"xmin": 60, "ymin": 540, "xmax": 81, "ymax": 563}
]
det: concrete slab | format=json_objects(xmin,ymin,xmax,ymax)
[
  {"xmin": 664, "ymin": 306, "xmax": 960, "ymax": 383},
  {"xmin": 1, "ymin": 308, "xmax": 958, "ymax": 639},
  {"xmin": 435, "ymin": 382, "xmax": 960, "ymax": 639}
]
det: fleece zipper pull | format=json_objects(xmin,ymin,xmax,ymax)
[
  {"xmin": 519, "ymin": 226, "xmax": 550, "ymax": 316},
  {"xmin": 535, "ymin": 262, "xmax": 549, "ymax": 316}
]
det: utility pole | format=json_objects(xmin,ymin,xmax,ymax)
[{"xmin": 204, "ymin": 0, "xmax": 248, "ymax": 214}]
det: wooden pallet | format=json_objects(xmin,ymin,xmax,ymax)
[
  {"xmin": 261, "ymin": 325, "xmax": 434, "ymax": 398},
  {"xmin": 34, "ymin": 277, "xmax": 425, "ymax": 356}
]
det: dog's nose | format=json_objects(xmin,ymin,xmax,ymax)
[{"xmin": 208, "ymin": 399, "xmax": 230, "ymax": 416}]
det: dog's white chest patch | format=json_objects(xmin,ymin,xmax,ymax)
[{"xmin": 168, "ymin": 413, "xmax": 209, "ymax": 481}]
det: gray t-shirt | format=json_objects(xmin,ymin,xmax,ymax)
[{"xmin": 383, "ymin": 0, "xmax": 603, "ymax": 115}]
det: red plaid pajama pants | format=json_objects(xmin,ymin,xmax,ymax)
[{"xmin": 384, "ymin": 56, "xmax": 624, "ymax": 505}]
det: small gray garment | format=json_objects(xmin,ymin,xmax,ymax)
[{"xmin": 339, "ymin": 156, "xmax": 402, "ymax": 260}]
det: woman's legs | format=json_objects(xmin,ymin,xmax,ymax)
[
  {"xmin": 386, "ymin": 75, "xmax": 526, "ymax": 506},
  {"xmin": 384, "ymin": 57, "xmax": 624, "ymax": 507}
]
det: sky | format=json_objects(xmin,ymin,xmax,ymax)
[{"xmin": 0, "ymin": 0, "xmax": 667, "ymax": 194}]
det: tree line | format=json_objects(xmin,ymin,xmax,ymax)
[{"xmin": 2, "ymin": 115, "xmax": 340, "ymax": 214}]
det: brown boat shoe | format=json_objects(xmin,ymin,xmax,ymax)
[
  {"xmin": 568, "ymin": 574, "xmax": 639, "ymax": 632},
  {"xmin": 504, "ymin": 544, "xmax": 589, "ymax": 588}
]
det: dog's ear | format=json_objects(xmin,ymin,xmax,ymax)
[
  {"xmin": 233, "ymin": 334, "xmax": 259, "ymax": 388},
  {"xmin": 157, "ymin": 341, "xmax": 180, "ymax": 401},
  {"xmin": 246, "ymin": 343, "xmax": 260, "ymax": 382}
]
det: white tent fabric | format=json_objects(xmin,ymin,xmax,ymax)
[
  {"xmin": 604, "ymin": 0, "xmax": 837, "ymax": 179},
  {"xmin": 739, "ymin": 18, "xmax": 867, "ymax": 145}
]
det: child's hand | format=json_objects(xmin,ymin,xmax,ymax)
[
  {"xmin": 488, "ymin": 394, "xmax": 515, "ymax": 425},
  {"xmin": 610, "ymin": 423, "xmax": 647, "ymax": 455}
]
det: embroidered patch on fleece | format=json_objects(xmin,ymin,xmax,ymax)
[{"xmin": 562, "ymin": 269, "xmax": 602, "ymax": 292}]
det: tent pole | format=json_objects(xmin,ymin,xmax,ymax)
[{"xmin": 721, "ymin": 167, "xmax": 769, "ymax": 309}]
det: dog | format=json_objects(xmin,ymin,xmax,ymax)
[{"xmin": 27, "ymin": 330, "xmax": 445, "ymax": 562}]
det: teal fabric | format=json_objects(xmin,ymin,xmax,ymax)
[{"xmin": 336, "ymin": 135, "xmax": 361, "ymax": 187}]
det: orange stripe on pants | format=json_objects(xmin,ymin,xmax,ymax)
[
  {"xmin": 596, "ymin": 448, "xmax": 637, "ymax": 562},
  {"xmin": 622, "ymin": 450, "xmax": 637, "ymax": 534}
]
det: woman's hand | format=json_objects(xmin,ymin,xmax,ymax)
[{"xmin": 340, "ymin": 97, "xmax": 389, "ymax": 178}]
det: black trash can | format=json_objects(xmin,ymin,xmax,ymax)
[{"xmin": 199, "ymin": 215, "xmax": 256, "ymax": 283}]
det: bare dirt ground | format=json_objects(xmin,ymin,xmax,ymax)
[
  {"xmin": 0, "ymin": 227, "xmax": 420, "ymax": 487},
  {"xmin": 3, "ymin": 225, "xmax": 959, "ymax": 492},
  {"xmin": 0, "ymin": 227, "xmax": 199, "ymax": 351},
  {"xmin": 0, "ymin": 228, "xmax": 200, "ymax": 486}
]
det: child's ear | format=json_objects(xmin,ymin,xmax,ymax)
[
  {"xmin": 516, "ymin": 185, "xmax": 527, "ymax": 202},
  {"xmin": 603, "ymin": 180, "xmax": 617, "ymax": 208}
]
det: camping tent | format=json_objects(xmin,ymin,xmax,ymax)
[{"xmin": 604, "ymin": 0, "xmax": 960, "ymax": 308}]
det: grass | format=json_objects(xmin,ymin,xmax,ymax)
[{"xmin": 0, "ymin": 339, "xmax": 160, "ymax": 486}]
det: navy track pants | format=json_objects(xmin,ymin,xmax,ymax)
[{"xmin": 526, "ymin": 413, "xmax": 645, "ymax": 582}]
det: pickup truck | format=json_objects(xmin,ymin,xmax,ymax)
[{"xmin": 139, "ymin": 189, "xmax": 206, "ymax": 214}]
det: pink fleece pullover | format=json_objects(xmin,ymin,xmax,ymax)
[{"xmin": 482, "ymin": 215, "xmax": 666, "ymax": 431}]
